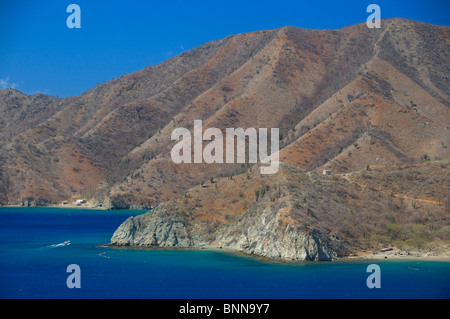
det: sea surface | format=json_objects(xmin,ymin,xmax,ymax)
[{"xmin": 0, "ymin": 207, "xmax": 449, "ymax": 299}]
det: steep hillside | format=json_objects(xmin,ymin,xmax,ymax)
[
  {"xmin": 0, "ymin": 18, "xmax": 449, "ymax": 260},
  {"xmin": 107, "ymin": 19, "xmax": 448, "ymax": 210},
  {"xmin": 0, "ymin": 90, "xmax": 66, "ymax": 144},
  {"xmin": 111, "ymin": 161, "xmax": 449, "ymax": 260}
]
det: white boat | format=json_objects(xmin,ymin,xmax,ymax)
[{"xmin": 53, "ymin": 240, "xmax": 71, "ymax": 247}]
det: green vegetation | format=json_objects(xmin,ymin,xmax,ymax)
[
  {"xmin": 381, "ymin": 223, "xmax": 450, "ymax": 251},
  {"xmin": 255, "ymin": 185, "xmax": 269, "ymax": 201}
]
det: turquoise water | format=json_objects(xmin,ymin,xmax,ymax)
[{"xmin": 0, "ymin": 207, "xmax": 449, "ymax": 299}]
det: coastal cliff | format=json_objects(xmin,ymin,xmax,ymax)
[
  {"xmin": 110, "ymin": 164, "xmax": 347, "ymax": 261},
  {"xmin": 110, "ymin": 203, "xmax": 338, "ymax": 261},
  {"xmin": 111, "ymin": 205, "xmax": 195, "ymax": 248},
  {"xmin": 212, "ymin": 205, "xmax": 338, "ymax": 261},
  {"xmin": 2, "ymin": 19, "xmax": 447, "ymax": 260},
  {"xmin": 110, "ymin": 161, "xmax": 449, "ymax": 261}
]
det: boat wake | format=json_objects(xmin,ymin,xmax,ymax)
[
  {"xmin": 98, "ymin": 251, "xmax": 111, "ymax": 259},
  {"xmin": 47, "ymin": 240, "xmax": 71, "ymax": 248}
]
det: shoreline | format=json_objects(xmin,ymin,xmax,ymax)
[
  {"xmin": 338, "ymin": 254, "xmax": 450, "ymax": 263},
  {"xmin": 3, "ymin": 206, "xmax": 449, "ymax": 263},
  {"xmin": 340, "ymin": 253, "xmax": 450, "ymax": 263},
  {"xmin": 106, "ymin": 243, "xmax": 450, "ymax": 263},
  {"xmin": 340, "ymin": 246, "xmax": 450, "ymax": 262},
  {"xmin": 0, "ymin": 204, "xmax": 148, "ymax": 211},
  {"xmin": 1, "ymin": 204, "xmax": 107, "ymax": 210}
]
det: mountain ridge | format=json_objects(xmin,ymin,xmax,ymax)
[{"xmin": 1, "ymin": 18, "xmax": 449, "ymax": 260}]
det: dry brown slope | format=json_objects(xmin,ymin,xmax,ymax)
[
  {"xmin": 1, "ymin": 19, "xmax": 448, "ymax": 209},
  {"xmin": 106, "ymin": 22, "xmax": 387, "ymax": 208},
  {"xmin": 280, "ymin": 19, "xmax": 449, "ymax": 173},
  {"xmin": 110, "ymin": 161, "xmax": 449, "ymax": 259}
]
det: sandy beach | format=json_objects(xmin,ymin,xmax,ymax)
[{"xmin": 342, "ymin": 247, "xmax": 450, "ymax": 262}]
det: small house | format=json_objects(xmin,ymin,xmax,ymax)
[{"xmin": 74, "ymin": 199, "xmax": 86, "ymax": 205}]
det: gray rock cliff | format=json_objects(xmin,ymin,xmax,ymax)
[{"xmin": 110, "ymin": 203, "xmax": 338, "ymax": 261}]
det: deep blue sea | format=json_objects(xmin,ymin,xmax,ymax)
[{"xmin": 0, "ymin": 207, "xmax": 449, "ymax": 299}]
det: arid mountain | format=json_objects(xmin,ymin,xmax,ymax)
[
  {"xmin": 111, "ymin": 161, "xmax": 449, "ymax": 260},
  {"xmin": 0, "ymin": 18, "xmax": 449, "ymax": 259}
]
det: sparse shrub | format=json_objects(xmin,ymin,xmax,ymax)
[
  {"xmin": 222, "ymin": 85, "xmax": 233, "ymax": 92},
  {"xmin": 387, "ymin": 223, "xmax": 404, "ymax": 240},
  {"xmin": 307, "ymin": 208, "xmax": 316, "ymax": 218},
  {"xmin": 259, "ymin": 186, "xmax": 266, "ymax": 197},
  {"xmin": 437, "ymin": 226, "xmax": 450, "ymax": 241}
]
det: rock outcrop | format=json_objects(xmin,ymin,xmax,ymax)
[
  {"xmin": 110, "ymin": 203, "xmax": 337, "ymax": 261},
  {"xmin": 111, "ymin": 205, "xmax": 195, "ymax": 247},
  {"xmin": 110, "ymin": 160, "xmax": 449, "ymax": 261},
  {"xmin": 213, "ymin": 205, "xmax": 337, "ymax": 261}
]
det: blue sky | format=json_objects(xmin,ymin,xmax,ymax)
[{"xmin": 0, "ymin": 0, "xmax": 448, "ymax": 97}]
